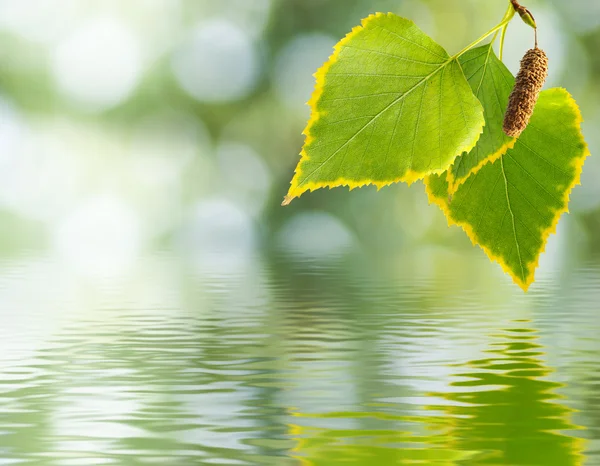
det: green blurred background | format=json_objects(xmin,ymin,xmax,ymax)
[{"xmin": 0, "ymin": 0, "xmax": 598, "ymax": 276}]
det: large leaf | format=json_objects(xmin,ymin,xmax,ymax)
[
  {"xmin": 425, "ymin": 88, "xmax": 589, "ymax": 291},
  {"xmin": 283, "ymin": 12, "xmax": 484, "ymax": 205},
  {"xmin": 447, "ymin": 44, "xmax": 517, "ymax": 194}
]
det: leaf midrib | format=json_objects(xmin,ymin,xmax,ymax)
[{"xmin": 501, "ymin": 156, "xmax": 526, "ymax": 282}]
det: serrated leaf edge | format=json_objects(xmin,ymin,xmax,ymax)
[
  {"xmin": 425, "ymin": 88, "xmax": 590, "ymax": 292},
  {"xmin": 283, "ymin": 12, "xmax": 485, "ymax": 205}
]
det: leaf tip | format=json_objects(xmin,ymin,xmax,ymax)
[{"xmin": 281, "ymin": 195, "xmax": 294, "ymax": 207}]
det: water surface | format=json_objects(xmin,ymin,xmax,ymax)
[{"xmin": 0, "ymin": 252, "xmax": 598, "ymax": 465}]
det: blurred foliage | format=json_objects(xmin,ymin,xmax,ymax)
[{"xmin": 0, "ymin": 0, "xmax": 598, "ymax": 279}]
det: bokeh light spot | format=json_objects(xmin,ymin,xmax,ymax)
[
  {"xmin": 52, "ymin": 16, "xmax": 143, "ymax": 112},
  {"xmin": 277, "ymin": 212, "xmax": 356, "ymax": 259},
  {"xmin": 172, "ymin": 20, "xmax": 260, "ymax": 103}
]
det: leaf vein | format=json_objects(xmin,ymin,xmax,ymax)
[
  {"xmin": 501, "ymin": 156, "xmax": 526, "ymax": 283},
  {"xmin": 505, "ymin": 153, "xmax": 562, "ymax": 205},
  {"xmin": 340, "ymin": 44, "xmax": 442, "ymax": 65},
  {"xmin": 374, "ymin": 25, "xmax": 447, "ymax": 60}
]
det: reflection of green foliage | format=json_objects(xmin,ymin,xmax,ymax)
[
  {"xmin": 289, "ymin": 413, "xmax": 477, "ymax": 465},
  {"xmin": 434, "ymin": 323, "xmax": 585, "ymax": 465},
  {"xmin": 289, "ymin": 321, "xmax": 585, "ymax": 465}
]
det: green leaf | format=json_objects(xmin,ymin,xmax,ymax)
[
  {"xmin": 425, "ymin": 88, "xmax": 590, "ymax": 291},
  {"xmin": 283, "ymin": 12, "xmax": 484, "ymax": 205},
  {"xmin": 447, "ymin": 44, "xmax": 517, "ymax": 194}
]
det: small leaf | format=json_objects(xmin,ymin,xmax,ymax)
[
  {"xmin": 283, "ymin": 13, "xmax": 484, "ymax": 205},
  {"xmin": 426, "ymin": 88, "xmax": 590, "ymax": 291},
  {"xmin": 447, "ymin": 45, "xmax": 517, "ymax": 194},
  {"xmin": 510, "ymin": 1, "xmax": 537, "ymax": 29},
  {"xmin": 517, "ymin": 8, "xmax": 537, "ymax": 29}
]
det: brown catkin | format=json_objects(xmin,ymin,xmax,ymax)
[{"xmin": 503, "ymin": 47, "xmax": 549, "ymax": 138}]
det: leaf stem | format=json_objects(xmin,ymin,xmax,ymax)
[
  {"xmin": 502, "ymin": 1, "xmax": 518, "ymax": 23},
  {"xmin": 499, "ymin": 24, "xmax": 509, "ymax": 60},
  {"xmin": 499, "ymin": 2, "xmax": 516, "ymax": 60},
  {"xmin": 453, "ymin": 3, "xmax": 516, "ymax": 59}
]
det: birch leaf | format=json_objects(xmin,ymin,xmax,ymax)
[
  {"xmin": 426, "ymin": 88, "xmax": 589, "ymax": 291},
  {"xmin": 283, "ymin": 13, "xmax": 484, "ymax": 205}
]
